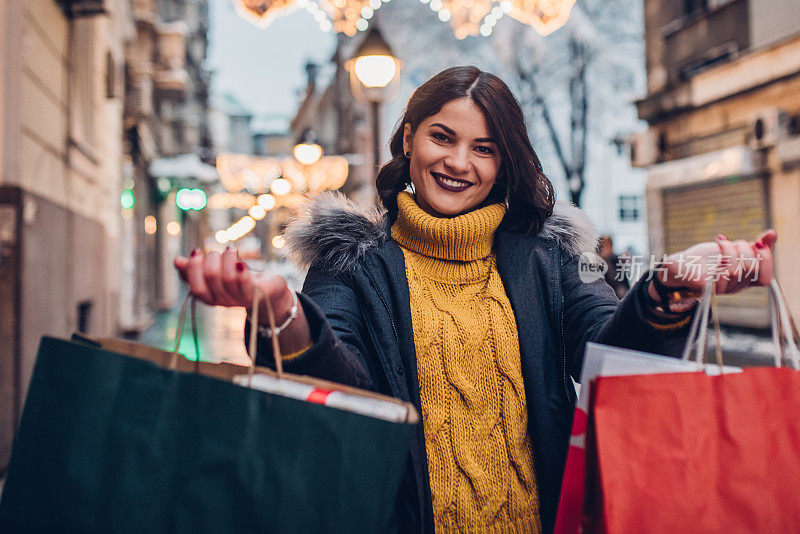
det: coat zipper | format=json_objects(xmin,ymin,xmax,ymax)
[
  {"xmin": 365, "ymin": 270, "xmax": 400, "ymax": 347},
  {"xmin": 560, "ymin": 307, "xmax": 571, "ymax": 402},
  {"xmin": 558, "ymin": 255, "xmax": 572, "ymax": 403}
]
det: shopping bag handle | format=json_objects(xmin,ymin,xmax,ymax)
[
  {"xmin": 681, "ymin": 278, "xmax": 724, "ymax": 368},
  {"xmin": 170, "ymin": 288, "xmax": 284, "ymax": 379},
  {"xmin": 247, "ymin": 286, "xmax": 284, "ymax": 379},
  {"xmin": 170, "ymin": 293, "xmax": 202, "ymax": 372},
  {"xmin": 681, "ymin": 278, "xmax": 800, "ymax": 370},
  {"xmin": 768, "ymin": 279, "xmax": 800, "ymax": 369}
]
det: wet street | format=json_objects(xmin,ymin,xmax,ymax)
[
  {"xmin": 137, "ymin": 260, "xmax": 305, "ymax": 367},
  {"xmin": 138, "ymin": 288, "xmax": 252, "ymax": 366}
]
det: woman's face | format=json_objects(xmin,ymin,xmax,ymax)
[{"xmin": 403, "ymin": 98, "xmax": 502, "ymax": 218}]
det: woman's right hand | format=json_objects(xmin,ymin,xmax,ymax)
[
  {"xmin": 173, "ymin": 246, "xmax": 288, "ymax": 312},
  {"xmin": 173, "ymin": 247, "xmax": 312, "ymax": 354}
]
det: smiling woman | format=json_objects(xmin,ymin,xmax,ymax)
[
  {"xmin": 377, "ymin": 66, "xmax": 555, "ymax": 234},
  {"xmin": 174, "ymin": 66, "xmax": 778, "ymax": 533},
  {"xmin": 401, "ymin": 99, "xmax": 501, "ymax": 217}
]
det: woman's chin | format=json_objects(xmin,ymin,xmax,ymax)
[
  {"xmin": 426, "ymin": 200, "xmax": 469, "ymax": 218},
  {"xmin": 415, "ymin": 189, "xmax": 488, "ymax": 218}
]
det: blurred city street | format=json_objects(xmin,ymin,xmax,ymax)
[
  {"xmin": 137, "ymin": 260, "xmax": 304, "ymax": 366},
  {"xmin": 2, "ymin": 0, "xmax": 800, "ymax": 505},
  {"xmin": 138, "ymin": 287, "xmax": 252, "ymax": 366}
]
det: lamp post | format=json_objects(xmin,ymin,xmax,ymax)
[
  {"xmin": 346, "ymin": 26, "xmax": 400, "ymax": 179},
  {"xmin": 293, "ymin": 128, "xmax": 323, "ymax": 166}
]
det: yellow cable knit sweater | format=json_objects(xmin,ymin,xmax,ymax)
[{"xmin": 391, "ymin": 192, "xmax": 541, "ymax": 533}]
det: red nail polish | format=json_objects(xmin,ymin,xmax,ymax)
[
  {"xmin": 190, "ymin": 248, "xmax": 200, "ymax": 257},
  {"xmin": 236, "ymin": 261, "xmax": 245, "ymax": 272},
  {"xmin": 716, "ymin": 234, "xmax": 728, "ymax": 241},
  {"xmin": 755, "ymin": 241, "xmax": 765, "ymax": 249}
]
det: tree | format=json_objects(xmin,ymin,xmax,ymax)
[{"xmin": 493, "ymin": 0, "xmax": 644, "ymax": 207}]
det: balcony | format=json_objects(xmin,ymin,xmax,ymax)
[
  {"xmin": 154, "ymin": 21, "xmax": 188, "ymax": 93},
  {"xmin": 153, "ymin": 67, "xmax": 189, "ymax": 93},
  {"xmin": 127, "ymin": 78, "xmax": 154, "ymax": 117},
  {"xmin": 661, "ymin": 0, "xmax": 749, "ymax": 87},
  {"xmin": 131, "ymin": 0, "xmax": 157, "ymax": 24},
  {"xmin": 57, "ymin": 0, "xmax": 106, "ymax": 17}
]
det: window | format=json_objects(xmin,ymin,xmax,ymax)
[
  {"xmin": 684, "ymin": 0, "xmax": 708, "ymax": 15},
  {"xmin": 172, "ymin": 121, "xmax": 185, "ymax": 146},
  {"xmin": 71, "ymin": 18, "xmax": 96, "ymax": 144},
  {"xmin": 619, "ymin": 195, "xmax": 642, "ymax": 222},
  {"xmin": 683, "ymin": 0, "xmax": 730, "ymax": 15}
]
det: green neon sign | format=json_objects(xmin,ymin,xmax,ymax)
[{"xmin": 120, "ymin": 189, "xmax": 135, "ymax": 209}]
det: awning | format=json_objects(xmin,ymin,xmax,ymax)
[
  {"xmin": 57, "ymin": 0, "xmax": 107, "ymax": 17},
  {"xmin": 149, "ymin": 154, "xmax": 219, "ymax": 184}
]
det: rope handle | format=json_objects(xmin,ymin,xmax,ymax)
[
  {"xmin": 682, "ymin": 278, "xmax": 800, "ymax": 370},
  {"xmin": 170, "ymin": 286, "xmax": 286, "ymax": 380},
  {"xmin": 681, "ymin": 278, "xmax": 723, "ymax": 368},
  {"xmin": 248, "ymin": 286, "xmax": 284, "ymax": 380},
  {"xmin": 770, "ymin": 279, "xmax": 800, "ymax": 370},
  {"xmin": 169, "ymin": 293, "xmax": 201, "ymax": 371}
]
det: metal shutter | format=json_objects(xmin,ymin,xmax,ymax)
[{"xmin": 663, "ymin": 176, "xmax": 769, "ymax": 328}]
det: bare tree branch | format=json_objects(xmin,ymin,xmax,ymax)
[{"xmin": 514, "ymin": 56, "xmax": 573, "ymax": 184}]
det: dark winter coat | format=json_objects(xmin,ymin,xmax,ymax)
[{"xmin": 247, "ymin": 193, "xmax": 690, "ymax": 533}]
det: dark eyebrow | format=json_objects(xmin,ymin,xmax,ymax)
[{"xmin": 429, "ymin": 123, "xmax": 496, "ymax": 144}]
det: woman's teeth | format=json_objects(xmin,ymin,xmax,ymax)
[{"xmin": 433, "ymin": 173, "xmax": 472, "ymax": 190}]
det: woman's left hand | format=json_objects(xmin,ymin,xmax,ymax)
[{"xmin": 650, "ymin": 229, "xmax": 777, "ymax": 313}]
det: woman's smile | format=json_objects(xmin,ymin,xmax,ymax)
[
  {"xmin": 431, "ymin": 171, "xmax": 474, "ymax": 192},
  {"xmin": 403, "ymin": 98, "xmax": 502, "ymax": 218}
]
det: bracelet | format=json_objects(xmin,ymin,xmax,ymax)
[
  {"xmin": 257, "ymin": 291, "xmax": 299, "ymax": 338},
  {"xmin": 649, "ymin": 271, "xmax": 701, "ymax": 314}
]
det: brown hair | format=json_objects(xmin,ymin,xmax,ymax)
[{"xmin": 376, "ymin": 66, "xmax": 555, "ymax": 235}]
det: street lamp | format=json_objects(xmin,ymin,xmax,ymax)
[
  {"xmin": 293, "ymin": 128, "xmax": 323, "ymax": 166},
  {"xmin": 346, "ymin": 26, "xmax": 400, "ymax": 178}
]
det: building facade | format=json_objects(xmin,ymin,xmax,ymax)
[
  {"xmin": 121, "ymin": 0, "xmax": 160, "ymax": 332},
  {"xmin": 149, "ymin": 0, "xmax": 212, "ymax": 309},
  {"xmin": 633, "ymin": 0, "xmax": 800, "ymax": 328},
  {"xmin": 120, "ymin": 0, "xmax": 213, "ymax": 323},
  {"xmin": 0, "ymin": 0, "xmax": 135, "ymax": 472},
  {"xmin": 0, "ymin": 0, "xmax": 213, "ymax": 474},
  {"xmin": 291, "ymin": 43, "xmax": 375, "ymax": 208}
]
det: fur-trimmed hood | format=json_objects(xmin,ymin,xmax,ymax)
[{"xmin": 284, "ymin": 191, "xmax": 599, "ymax": 273}]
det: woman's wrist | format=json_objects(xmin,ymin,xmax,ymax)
[
  {"xmin": 645, "ymin": 273, "xmax": 699, "ymax": 317},
  {"xmin": 256, "ymin": 289, "xmax": 299, "ymax": 338}
]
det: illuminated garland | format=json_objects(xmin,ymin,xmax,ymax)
[{"xmin": 234, "ymin": 0, "xmax": 575, "ymax": 37}]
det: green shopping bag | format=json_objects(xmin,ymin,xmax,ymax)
[{"xmin": 0, "ymin": 295, "xmax": 418, "ymax": 533}]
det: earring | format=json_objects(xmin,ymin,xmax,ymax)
[{"xmin": 405, "ymin": 151, "xmax": 411, "ymax": 158}]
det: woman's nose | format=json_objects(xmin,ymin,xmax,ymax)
[{"xmin": 443, "ymin": 146, "xmax": 470, "ymax": 174}]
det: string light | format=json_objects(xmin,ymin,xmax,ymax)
[
  {"xmin": 144, "ymin": 215, "xmax": 157, "ymax": 235},
  {"xmin": 234, "ymin": 0, "xmax": 383, "ymax": 35},
  {"xmin": 215, "ymin": 230, "xmax": 230, "ymax": 244},
  {"xmin": 270, "ymin": 178, "xmax": 292, "ymax": 196},
  {"xmin": 249, "ymin": 205, "xmax": 267, "ymax": 220},
  {"xmin": 257, "ymin": 193, "xmax": 276, "ymax": 210},
  {"xmin": 236, "ymin": 0, "xmax": 575, "ymax": 37},
  {"xmin": 225, "ymin": 216, "xmax": 256, "ymax": 242},
  {"xmin": 414, "ymin": 0, "xmax": 575, "ymax": 39},
  {"xmin": 167, "ymin": 221, "xmax": 181, "ymax": 236}
]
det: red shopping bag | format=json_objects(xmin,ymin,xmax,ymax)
[
  {"xmin": 558, "ymin": 279, "xmax": 800, "ymax": 533},
  {"xmin": 553, "ymin": 343, "xmax": 701, "ymax": 534},
  {"xmin": 585, "ymin": 367, "xmax": 800, "ymax": 533}
]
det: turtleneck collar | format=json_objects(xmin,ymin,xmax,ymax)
[{"xmin": 390, "ymin": 191, "xmax": 506, "ymax": 262}]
